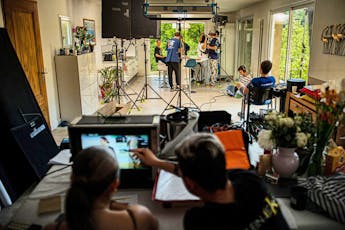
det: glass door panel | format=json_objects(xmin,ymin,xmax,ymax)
[
  {"xmin": 288, "ymin": 7, "xmax": 312, "ymax": 81},
  {"xmin": 271, "ymin": 11, "xmax": 289, "ymax": 82},
  {"xmin": 270, "ymin": 5, "xmax": 313, "ymax": 82},
  {"xmin": 237, "ymin": 18, "xmax": 253, "ymax": 74}
]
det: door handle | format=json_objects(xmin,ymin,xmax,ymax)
[{"xmin": 39, "ymin": 71, "xmax": 48, "ymax": 80}]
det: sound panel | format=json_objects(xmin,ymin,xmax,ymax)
[
  {"xmin": 131, "ymin": 0, "xmax": 160, "ymax": 39},
  {"xmin": 102, "ymin": 0, "xmax": 131, "ymax": 39},
  {"xmin": 102, "ymin": 0, "xmax": 160, "ymax": 39},
  {"xmin": 0, "ymin": 28, "xmax": 59, "ymax": 201}
]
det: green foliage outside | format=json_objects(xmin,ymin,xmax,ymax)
[
  {"xmin": 150, "ymin": 23, "xmax": 204, "ymax": 71},
  {"xmin": 280, "ymin": 9, "xmax": 310, "ymax": 81}
]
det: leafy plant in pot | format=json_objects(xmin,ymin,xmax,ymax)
[{"xmin": 98, "ymin": 66, "xmax": 121, "ymax": 104}]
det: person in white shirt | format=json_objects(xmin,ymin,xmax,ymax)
[
  {"xmin": 196, "ymin": 33, "xmax": 210, "ymax": 84},
  {"xmin": 226, "ymin": 65, "xmax": 252, "ymax": 98}
]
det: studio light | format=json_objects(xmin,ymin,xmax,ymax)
[{"xmin": 144, "ymin": 0, "xmax": 217, "ymax": 20}]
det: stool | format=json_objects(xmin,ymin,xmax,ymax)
[{"xmin": 157, "ymin": 61, "xmax": 168, "ymax": 88}]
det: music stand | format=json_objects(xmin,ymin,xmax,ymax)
[
  {"xmin": 112, "ymin": 38, "xmax": 140, "ymax": 110},
  {"xmin": 161, "ymin": 20, "xmax": 200, "ymax": 114},
  {"xmin": 129, "ymin": 39, "xmax": 169, "ymax": 113}
]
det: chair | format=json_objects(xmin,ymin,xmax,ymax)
[
  {"xmin": 244, "ymin": 86, "xmax": 274, "ymax": 139},
  {"xmin": 157, "ymin": 61, "xmax": 168, "ymax": 88}
]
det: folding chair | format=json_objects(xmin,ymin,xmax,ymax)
[{"xmin": 244, "ymin": 86, "xmax": 274, "ymax": 140}]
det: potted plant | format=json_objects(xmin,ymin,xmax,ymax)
[
  {"xmin": 257, "ymin": 111, "xmax": 313, "ymax": 177},
  {"xmin": 98, "ymin": 66, "xmax": 121, "ymax": 104}
]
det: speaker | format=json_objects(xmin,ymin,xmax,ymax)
[{"xmin": 102, "ymin": 0, "xmax": 160, "ymax": 39}]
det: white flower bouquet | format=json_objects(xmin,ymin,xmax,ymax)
[{"xmin": 257, "ymin": 111, "xmax": 312, "ymax": 149}]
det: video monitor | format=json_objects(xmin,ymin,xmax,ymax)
[
  {"xmin": 68, "ymin": 115, "xmax": 160, "ymax": 188},
  {"xmin": 80, "ymin": 133, "xmax": 149, "ymax": 169}
]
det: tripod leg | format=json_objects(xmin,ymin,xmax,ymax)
[
  {"xmin": 129, "ymin": 86, "xmax": 147, "ymax": 113},
  {"xmin": 180, "ymin": 89, "xmax": 200, "ymax": 110},
  {"xmin": 146, "ymin": 84, "xmax": 169, "ymax": 105},
  {"xmin": 161, "ymin": 90, "xmax": 180, "ymax": 115},
  {"xmin": 118, "ymin": 87, "xmax": 140, "ymax": 111}
]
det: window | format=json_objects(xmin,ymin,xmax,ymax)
[
  {"xmin": 150, "ymin": 22, "xmax": 204, "ymax": 72},
  {"xmin": 270, "ymin": 4, "xmax": 314, "ymax": 82}
]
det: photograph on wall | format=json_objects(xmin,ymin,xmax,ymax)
[{"xmin": 83, "ymin": 18, "xmax": 96, "ymax": 45}]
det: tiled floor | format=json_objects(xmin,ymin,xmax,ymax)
[{"xmin": 52, "ymin": 73, "xmax": 266, "ymax": 165}]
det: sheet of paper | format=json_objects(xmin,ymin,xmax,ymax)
[
  {"xmin": 154, "ymin": 170, "xmax": 199, "ymax": 202},
  {"xmin": 48, "ymin": 149, "xmax": 72, "ymax": 165}
]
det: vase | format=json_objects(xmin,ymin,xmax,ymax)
[
  {"xmin": 307, "ymin": 143, "xmax": 326, "ymax": 176},
  {"xmin": 272, "ymin": 147, "xmax": 299, "ymax": 178}
]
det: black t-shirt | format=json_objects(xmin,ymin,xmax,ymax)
[
  {"xmin": 183, "ymin": 169, "xmax": 289, "ymax": 230},
  {"xmin": 154, "ymin": 46, "xmax": 163, "ymax": 62}
]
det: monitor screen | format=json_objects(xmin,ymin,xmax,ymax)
[
  {"xmin": 80, "ymin": 133, "xmax": 149, "ymax": 169},
  {"xmin": 67, "ymin": 115, "xmax": 160, "ymax": 188}
]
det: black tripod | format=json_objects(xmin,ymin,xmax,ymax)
[
  {"xmin": 130, "ymin": 40, "xmax": 169, "ymax": 112},
  {"xmin": 162, "ymin": 82, "xmax": 200, "ymax": 114},
  {"xmin": 113, "ymin": 38, "xmax": 139, "ymax": 110},
  {"xmin": 161, "ymin": 22, "xmax": 200, "ymax": 114}
]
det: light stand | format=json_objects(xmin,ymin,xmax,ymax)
[
  {"xmin": 161, "ymin": 19, "xmax": 200, "ymax": 114},
  {"xmin": 216, "ymin": 29, "xmax": 233, "ymax": 82},
  {"xmin": 113, "ymin": 38, "xmax": 139, "ymax": 110},
  {"xmin": 129, "ymin": 39, "xmax": 169, "ymax": 112}
]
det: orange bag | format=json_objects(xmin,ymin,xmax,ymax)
[{"xmin": 214, "ymin": 129, "xmax": 251, "ymax": 170}]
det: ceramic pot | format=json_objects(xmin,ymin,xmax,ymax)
[{"xmin": 272, "ymin": 147, "xmax": 299, "ymax": 178}]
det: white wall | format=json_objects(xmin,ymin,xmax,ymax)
[
  {"xmin": 37, "ymin": 0, "xmax": 72, "ymax": 129},
  {"xmin": 71, "ymin": 0, "xmax": 103, "ymax": 67},
  {"xmin": 0, "ymin": 0, "xmax": 3, "ymax": 27},
  {"xmin": 309, "ymin": 0, "xmax": 345, "ymax": 82}
]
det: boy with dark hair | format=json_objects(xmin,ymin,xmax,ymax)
[
  {"xmin": 131, "ymin": 133, "xmax": 289, "ymax": 230},
  {"xmin": 236, "ymin": 60, "xmax": 275, "ymax": 95}
]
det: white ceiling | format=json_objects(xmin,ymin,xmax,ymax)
[{"xmin": 216, "ymin": 0, "xmax": 265, "ymax": 13}]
